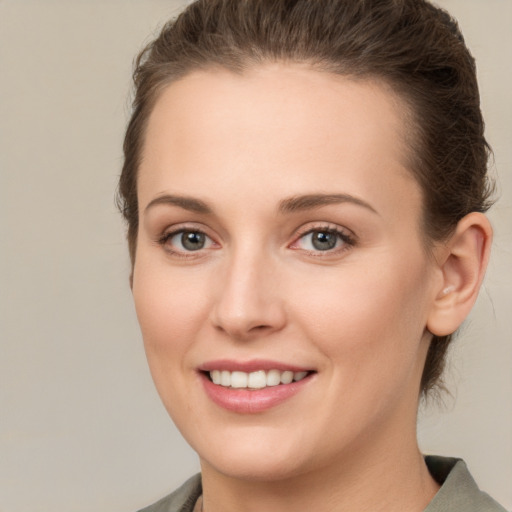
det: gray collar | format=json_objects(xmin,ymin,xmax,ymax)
[{"xmin": 138, "ymin": 456, "xmax": 506, "ymax": 512}]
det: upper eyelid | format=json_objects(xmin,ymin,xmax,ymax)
[
  {"xmin": 292, "ymin": 222, "xmax": 355, "ymax": 239},
  {"xmin": 161, "ymin": 222, "xmax": 215, "ymax": 238}
]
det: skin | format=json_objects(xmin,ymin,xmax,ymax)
[{"xmin": 132, "ymin": 64, "xmax": 490, "ymax": 512}]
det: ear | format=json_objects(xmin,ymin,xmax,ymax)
[{"xmin": 427, "ymin": 212, "xmax": 492, "ymax": 336}]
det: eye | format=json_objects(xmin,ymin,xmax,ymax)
[
  {"xmin": 301, "ymin": 230, "xmax": 340, "ymax": 251},
  {"xmin": 160, "ymin": 229, "xmax": 215, "ymax": 253},
  {"xmin": 291, "ymin": 226, "xmax": 355, "ymax": 254}
]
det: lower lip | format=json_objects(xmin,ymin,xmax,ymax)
[{"xmin": 200, "ymin": 373, "xmax": 313, "ymax": 414}]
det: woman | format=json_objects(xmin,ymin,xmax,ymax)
[{"xmin": 118, "ymin": 1, "xmax": 506, "ymax": 511}]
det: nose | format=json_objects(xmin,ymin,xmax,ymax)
[{"xmin": 210, "ymin": 249, "xmax": 287, "ymax": 340}]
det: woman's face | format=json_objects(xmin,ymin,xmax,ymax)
[{"xmin": 133, "ymin": 65, "xmax": 439, "ymax": 481}]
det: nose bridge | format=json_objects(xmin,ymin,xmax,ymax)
[{"xmin": 211, "ymin": 241, "xmax": 285, "ymax": 338}]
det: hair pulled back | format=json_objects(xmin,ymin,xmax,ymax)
[{"xmin": 118, "ymin": 0, "xmax": 494, "ymax": 395}]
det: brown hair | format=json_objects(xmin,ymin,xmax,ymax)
[{"xmin": 118, "ymin": 0, "xmax": 494, "ymax": 395}]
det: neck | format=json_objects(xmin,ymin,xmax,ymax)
[
  {"xmin": 200, "ymin": 339, "xmax": 439, "ymax": 512},
  {"xmin": 200, "ymin": 426, "xmax": 439, "ymax": 512}
]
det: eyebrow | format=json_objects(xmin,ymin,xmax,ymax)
[
  {"xmin": 144, "ymin": 195, "xmax": 212, "ymax": 214},
  {"xmin": 144, "ymin": 192, "xmax": 378, "ymax": 216},
  {"xmin": 278, "ymin": 193, "xmax": 379, "ymax": 215}
]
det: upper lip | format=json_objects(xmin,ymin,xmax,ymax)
[{"xmin": 198, "ymin": 359, "xmax": 313, "ymax": 373}]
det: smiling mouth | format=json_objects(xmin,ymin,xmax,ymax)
[
  {"xmin": 205, "ymin": 369, "xmax": 312, "ymax": 389},
  {"xmin": 200, "ymin": 365, "xmax": 316, "ymax": 412}
]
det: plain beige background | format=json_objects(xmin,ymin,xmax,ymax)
[{"xmin": 0, "ymin": 1, "xmax": 510, "ymax": 511}]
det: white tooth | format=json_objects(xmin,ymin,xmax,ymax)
[
  {"xmin": 221, "ymin": 370, "xmax": 231, "ymax": 387},
  {"xmin": 212, "ymin": 369, "xmax": 306, "ymax": 388},
  {"xmin": 231, "ymin": 371, "xmax": 248, "ymax": 388},
  {"xmin": 248, "ymin": 370, "xmax": 266, "ymax": 389},
  {"xmin": 266, "ymin": 369, "xmax": 281, "ymax": 387},
  {"xmin": 280, "ymin": 370, "xmax": 294, "ymax": 384}
]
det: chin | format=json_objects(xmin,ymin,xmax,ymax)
[
  {"xmin": 189, "ymin": 426, "xmax": 313, "ymax": 482},
  {"xmin": 202, "ymin": 451, "xmax": 308, "ymax": 483}
]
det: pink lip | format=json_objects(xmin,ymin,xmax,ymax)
[{"xmin": 198, "ymin": 360, "xmax": 315, "ymax": 414}]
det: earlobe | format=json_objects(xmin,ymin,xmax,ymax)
[{"xmin": 427, "ymin": 212, "xmax": 492, "ymax": 337}]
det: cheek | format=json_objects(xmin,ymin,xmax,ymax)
[
  {"xmin": 132, "ymin": 258, "xmax": 211, "ymax": 369},
  {"xmin": 131, "ymin": 258, "xmax": 216, "ymax": 429},
  {"xmin": 290, "ymin": 253, "xmax": 432, "ymax": 377}
]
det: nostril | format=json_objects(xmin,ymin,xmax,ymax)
[{"xmin": 210, "ymin": 291, "xmax": 287, "ymax": 338}]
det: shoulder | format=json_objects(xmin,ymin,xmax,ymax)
[
  {"xmin": 424, "ymin": 456, "xmax": 508, "ymax": 512},
  {"xmin": 136, "ymin": 474, "xmax": 202, "ymax": 512}
]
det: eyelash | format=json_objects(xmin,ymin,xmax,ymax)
[
  {"xmin": 156, "ymin": 224, "xmax": 356, "ymax": 258},
  {"xmin": 157, "ymin": 226, "xmax": 216, "ymax": 259},
  {"xmin": 290, "ymin": 224, "xmax": 356, "ymax": 256}
]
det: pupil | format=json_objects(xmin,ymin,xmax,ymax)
[
  {"xmin": 312, "ymin": 231, "xmax": 336, "ymax": 250},
  {"xmin": 182, "ymin": 232, "xmax": 205, "ymax": 251}
]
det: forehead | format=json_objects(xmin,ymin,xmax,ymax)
[{"xmin": 139, "ymin": 64, "xmax": 420, "ymax": 218}]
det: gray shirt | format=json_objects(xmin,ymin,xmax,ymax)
[{"xmin": 137, "ymin": 456, "xmax": 507, "ymax": 512}]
